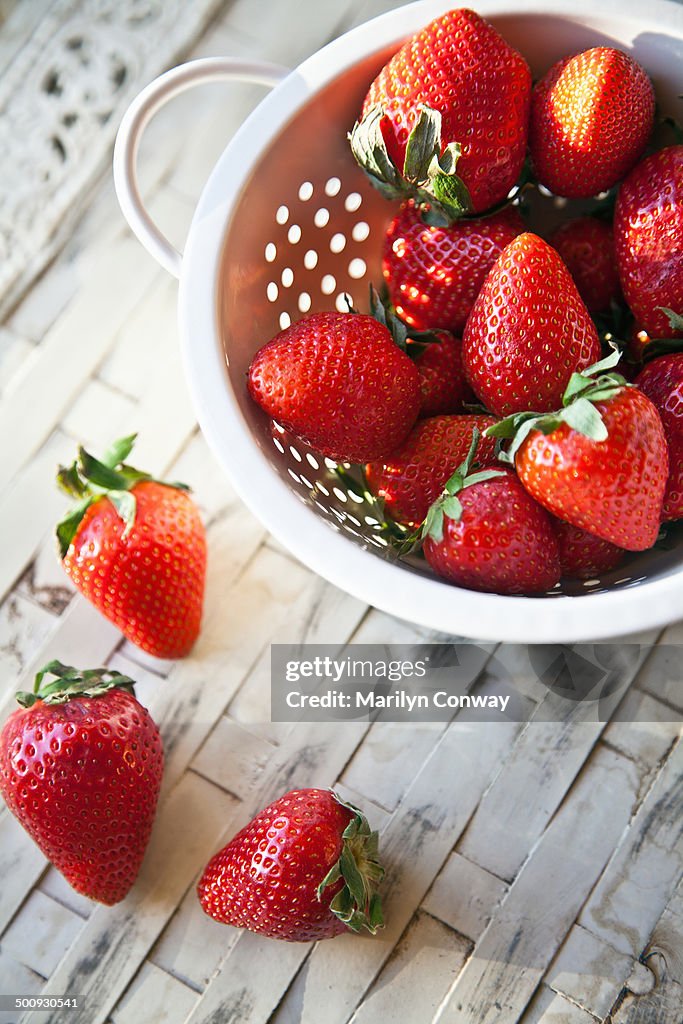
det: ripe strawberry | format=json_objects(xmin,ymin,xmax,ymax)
[
  {"xmin": 530, "ymin": 47, "xmax": 655, "ymax": 198},
  {"xmin": 350, "ymin": 9, "xmax": 531, "ymax": 217},
  {"xmin": 488, "ymin": 350, "xmax": 668, "ymax": 550},
  {"xmin": 462, "ymin": 233, "xmax": 601, "ymax": 416},
  {"xmin": 0, "ymin": 661, "xmax": 163, "ymax": 905},
  {"xmin": 383, "ymin": 201, "xmax": 525, "ymax": 333},
  {"xmin": 549, "ymin": 217, "xmax": 620, "ymax": 315},
  {"xmin": 366, "ymin": 414, "xmax": 497, "ymax": 527},
  {"xmin": 553, "ymin": 519, "xmax": 624, "ymax": 580},
  {"xmin": 248, "ymin": 311, "xmax": 421, "ymax": 462},
  {"xmin": 56, "ymin": 435, "xmax": 206, "ymax": 659},
  {"xmin": 411, "ymin": 332, "xmax": 474, "ymax": 417},
  {"xmin": 197, "ymin": 789, "xmax": 384, "ymax": 942},
  {"xmin": 614, "ymin": 146, "xmax": 683, "ymax": 337},
  {"xmin": 635, "ymin": 353, "xmax": 683, "ymax": 520},
  {"xmin": 421, "ymin": 432, "xmax": 560, "ymax": 594}
]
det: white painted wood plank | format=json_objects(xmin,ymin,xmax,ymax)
[
  {"xmin": 0, "ymin": 328, "xmax": 35, "ymax": 398},
  {"xmin": 579, "ymin": 739, "xmax": 683, "ymax": 958},
  {"xmin": 38, "ymin": 868, "xmax": 93, "ymax": 921},
  {"xmin": 422, "ymin": 853, "xmax": 509, "ymax": 943},
  {"xmin": 349, "ymin": 913, "xmax": 471, "ymax": 1024},
  {"xmin": 0, "ymin": 811, "xmax": 47, "ymax": 934},
  {"xmin": 457, "ymin": 639, "xmax": 653, "ymax": 882},
  {"xmin": 603, "ymin": 688, "xmax": 680, "ymax": 776},
  {"xmin": 110, "ymin": 962, "xmax": 198, "ymax": 1024},
  {"xmin": 0, "ymin": 950, "xmax": 43, "ymax": 1024},
  {"xmin": 521, "ymin": 986, "xmax": 600, "ymax": 1024},
  {"xmin": 61, "ymin": 380, "xmax": 136, "ymax": 451},
  {"xmin": 436, "ymin": 747, "xmax": 640, "ymax": 1024},
  {"xmin": 0, "ymin": 190, "xmax": 192, "ymax": 493},
  {"xmin": 0, "ymin": 592, "xmax": 57, "ymax": 692},
  {"xmin": 14, "ymin": 540, "xmax": 75, "ymax": 616},
  {"xmin": 30, "ymin": 772, "xmax": 237, "ymax": 1024},
  {"xmin": 634, "ymin": 636, "xmax": 683, "ymax": 712},
  {"xmin": 546, "ymin": 924, "xmax": 641, "ymax": 1020},
  {"xmin": 190, "ymin": 718, "xmax": 277, "ymax": 799},
  {"xmin": 2, "ymin": 891, "xmax": 83, "ymax": 978}
]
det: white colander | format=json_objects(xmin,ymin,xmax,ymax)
[{"xmin": 113, "ymin": 0, "xmax": 683, "ymax": 643}]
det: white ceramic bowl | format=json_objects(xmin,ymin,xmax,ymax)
[{"xmin": 114, "ymin": 0, "xmax": 683, "ymax": 642}]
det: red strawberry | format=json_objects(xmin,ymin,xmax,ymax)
[
  {"xmin": 248, "ymin": 311, "xmax": 421, "ymax": 462},
  {"xmin": 197, "ymin": 789, "xmax": 384, "ymax": 942},
  {"xmin": 57, "ymin": 435, "xmax": 206, "ymax": 659},
  {"xmin": 635, "ymin": 353, "xmax": 683, "ymax": 520},
  {"xmin": 489, "ymin": 351, "xmax": 668, "ymax": 550},
  {"xmin": 530, "ymin": 47, "xmax": 655, "ymax": 198},
  {"xmin": 614, "ymin": 146, "xmax": 683, "ymax": 337},
  {"xmin": 0, "ymin": 661, "xmax": 163, "ymax": 905},
  {"xmin": 553, "ymin": 520, "xmax": 624, "ymax": 579},
  {"xmin": 350, "ymin": 9, "xmax": 531, "ymax": 217},
  {"xmin": 462, "ymin": 233, "xmax": 602, "ymax": 416},
  {"xmin": 366, "ymin": 414, "xmax": 497, "ymax": 527},
  {"xmin": 549, "ymin": 217, "xmax": 621, "ymax": 314},
  {"xmin": 383, "ymin": 201, "xmax": 525, "ymax": 333},
  {"xmin": 421, "ymin": 433, "xmax": 560, "ymax": 594},
  {"xmin": 411, "ymin": 332, "xmax": 474, "ymax": 417}
]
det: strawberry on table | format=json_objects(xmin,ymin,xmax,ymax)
[
  {"xmin": 462, "ymin": 232, "xmax": 602, "ymax": 416},
  {"xmin": 56, "ymin": 434, "xmax": 206, "ymax": 660},
  {"xmin": 549, "ymin": 217, "xmax": 621, "ymax": 315},
  {"xmin": 529, "ymin": 47, "xmax": 654, "ymax": 198},
  {"xmin": 0, "ymin": 661, "xmax": 163, "ymax": 905},
  {"xmin": 366, "ymin": 414, "xmax": 497, "ymax": 527},
  {"xmin": 197, "ymin": 788, "xmax": 384, "ymax": 942},
  {"xmin": 421, "ymin": 430, "xmax": 560, "ymax": 594},
  {"xmin": 383, "ymin": 201, "xmax": 525, "ymax": 333},
  {"xmin": 553, "ymin": 520, "xmax": 624, "ymax": 580},
  {"xmin": 614, "ymin": 146, "xmax": 683, "ymax": 337},
  {"xmin": 247, "ymin": 310, "xmax": 421, "ymax": 463},
  {"xmin": 635, "ymin": 351, "xmax": 683, "ymax": 521},
  {"xmin": 488, "ymin": 350, "xmax": 668, "ymax": 551},
  {"xmin": 349, "ymin": 8, "xmax": 531, "ymax": 218}
]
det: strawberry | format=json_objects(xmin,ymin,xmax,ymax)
[
  {"xmin": 549, "ymin": 217, "xmax": 621, "ymax": 315},
  {"xmin": 366, "ymin": 414, "xmax": 497, "ymax": 527},
  {"xmin": 614, "ymin": 146, "xmax": 683, "ymax": 337},
  {"xmin": 529, "ymin": 47, "xmax": 655, "ymax": 198},
  {"xmin": 383, "ymin": 201, "xmax": 525, "ymax": 333},
  {"xmin": 0, "ymin": 661, "xmax": 163, "ymax": 905},
  {"xmin": 421, "ymin": 431, "xmax": 560, "ymax": 594},
  {"xmin": 488, "ymin": 350, "xmax": 668, "ymax": 551},
  {"xmin": 411, "ymin": 332, "xmax": 474, "ymax": 417},
  {"xmin": 56, "ymin": 435, "xmax": 206, "ymax": 659},
  {"xmin": 553, "ymin": 520, "xmax": 624, "ymax": 580},
  {"xmin": 349, "ymin": 9, "xmax": 531, "ymax": 218},
  {"xmin": 462, "ymin": 233, "xmax": 602, "ymax": 416},
  {"xmin": 247, "ymin": 311, "xmax": 421, "ymax": 462},
  {"xmin": 635, "ymin": 352, "xmax": 683, "ymax": 521},
  {"xmin": 197, "ymin": 788, "xmax": 384, "ymax": 942}
]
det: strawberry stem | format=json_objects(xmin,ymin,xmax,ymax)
[
  {"xmin": 317, "ymin": 792, "xmax": 385, "ymax": 935},
  {"xmin": 55, "ymin": 434, "xmax": 190, "ymax": 558},
  {"xmin": 16, "ymin": 660, "xmax": 136, "ymax": 708},
  {"xmin": 422, "ymin": 429, "xmax": 505, "ymax": 543}
]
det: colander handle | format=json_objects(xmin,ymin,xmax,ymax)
[{"xmin": 113, "ymin": 57, "xmax": 289, "ymax": 278}]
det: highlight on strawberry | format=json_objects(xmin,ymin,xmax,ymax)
[
  {"xmin": 0, "ymin": 661, "xmax": 163, "ymax": 905},
  {"xmin": 56, "ymin": 434, "xmax": 206, "ymax": 660},
  {"xmin": 197, "ymin": 788, "xmax": 384, "ymax": 942}
]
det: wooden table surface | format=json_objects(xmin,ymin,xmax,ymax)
[{"xmin": 0, "ymin": 2, "xmax": 681, "ymax": 1023}]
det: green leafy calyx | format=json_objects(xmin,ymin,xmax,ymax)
[
  {"xmin": 486, "ymin": 347, "xmax": 629, "ymax": 464},
  {"xmin": 16, "ymin": 660, "xmax": 135, "ymax": 708},
  {"xmin": 317, "ymin": 792, "xmax": 384, "ymax": 934},
  {"xmin": 349, "ymin": 104, "xmax": 473, "ymax": 224},
  {"xmin": 421, "ymin": 428, "xmax": 505, "ymax": 543},
  {"xmin": 55, "ymin": 433, "xmax": 189, "ymax": 558}
]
